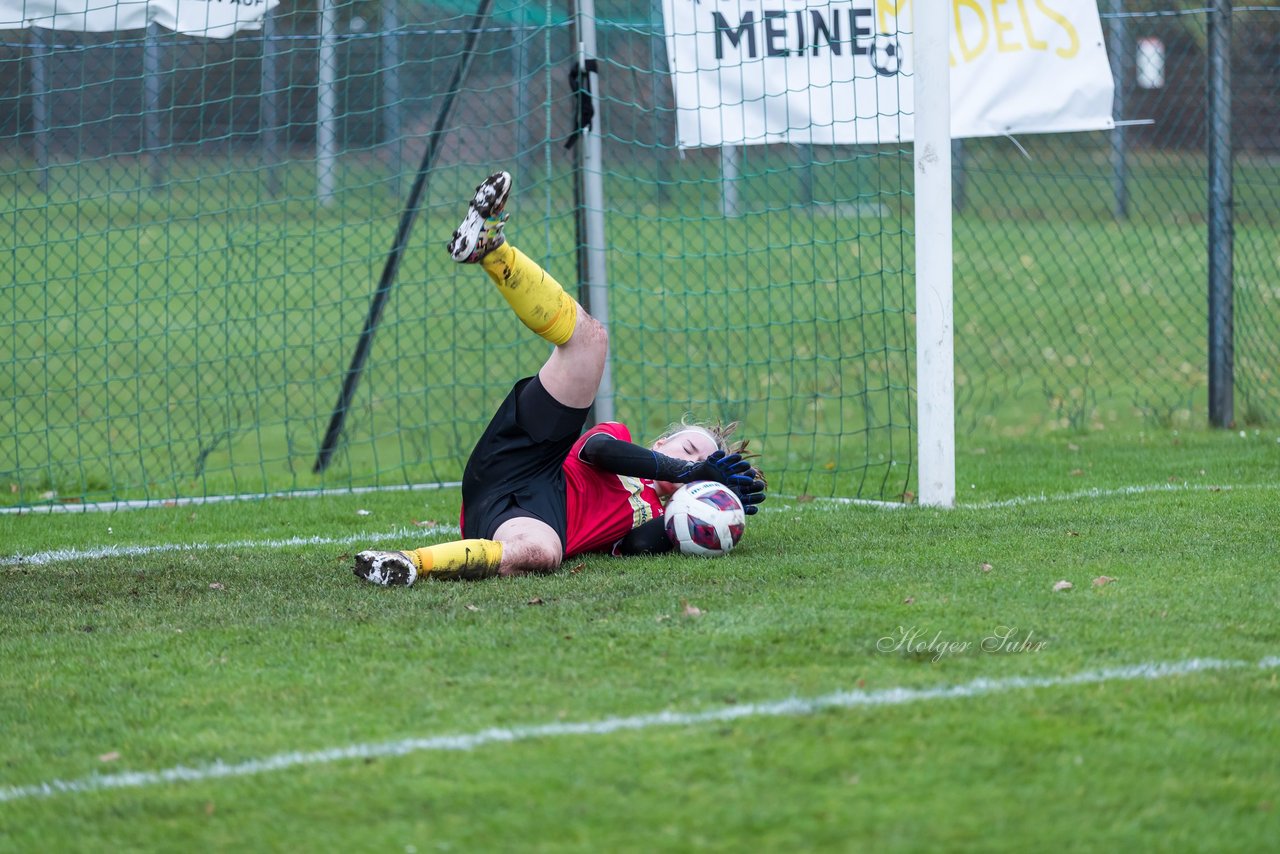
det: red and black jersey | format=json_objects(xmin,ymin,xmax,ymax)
[{"xmin": 563, "ymin": 422, "xmax": 664, "ymax": 556}]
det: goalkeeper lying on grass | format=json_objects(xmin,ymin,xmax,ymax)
[{"xmin": 354, "ymin": 171, "xmax": 766, "ymax": 586}]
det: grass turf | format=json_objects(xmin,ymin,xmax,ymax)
[{"xmin": 2, "ymin": 429, "xmax": 1278, "ymax": 850}]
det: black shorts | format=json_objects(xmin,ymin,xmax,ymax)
[{"xmin": 461, "ymin": 375, "xmax": 592, "ymax": 549}]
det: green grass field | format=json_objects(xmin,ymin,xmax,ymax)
[{"xmin": 2, "ymin": 428, "xmax": 1279, "ymax": 850}]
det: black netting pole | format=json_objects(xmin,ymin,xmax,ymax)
[{"xmin": 313, "ymin": 0, "xmax": 496, "ymax": 474}]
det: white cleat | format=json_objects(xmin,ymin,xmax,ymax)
[
  {"xmin": 353, "ymin": 550, "xmax": 418, "ymax": 587},
  {"xmin": 447, "ymin": 170, "xmax": 513, "ymax": 263}
]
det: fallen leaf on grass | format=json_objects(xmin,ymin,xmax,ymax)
[
  {"xmin": 209, "ymin": 582, "xmax": 224, "ymax": 590},
  {"xmin": 1069, "ymin": 469, "xmax": 1084, "ymax": 477},
  {"xmin": 980, "ymin": 563, "xmax": 993, "ymax": 573},
  {"xmin": 464, "ymin": 604, "xmax": 481, "ymax": 612},
  {"xmin": 526, "ymin": 597, "xmax": 545, "ymax": 606},
  {"xmin": 1067, "ymin": 530, "xmax": 1081, "ymax": 537},
  {"xmin": 796, "ymin": 494, "xmax": 816, "ymax": 503},
  {"xmin": 1092, "ymin": 576, "xmax": 1115, "ymax": 587},
  {"xmin": 98, "ymin": 751, "xmax": 120, "ymax": 763},
  {"xmin": 681, "ymin": 601, "xmax": 704, "ymax": 618},
  {"xmin": 568, "ymin": 562, "xmax": 585, "ymax": 574},
  {"xmin": 903, "ymin": 596, "xmax": 915, "ymax": 605},
  {"xmin": 411, "ymin": 519, "xmax": 439, "ymax": 528},
  {"xmin": 1052, "ymin": 580, "xmax": 1074, "ymax": 592}
]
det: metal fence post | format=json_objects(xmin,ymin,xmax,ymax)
[
  {"xmin": 30, "ymin": 27, "xmax": 52, "ymax": 194},
  {"xmin": 1107, "ymin": 0, "xmax": 1129, "ymax": 219},
  {"xmin": 573, "ymin": 0, "xmax": 615, "ymax": 424},
  {"xmin": 143, "ymin": 22, "xmax": 166, "ymax": 188},
  {"xmin": 317, "ymin": 0, "xmax": 340, "ymax": 204},
  {"xmin": 1207, "ymin": 0, "xmax": 1234, "ymax": 427},
  {"xmin": 382, "ymin": 0, "xmax": 403, "ymax": 194},
  {"xmin": 261, "ymin": 8, "xmax": 283, "ymax": 197},
  {"xmin": 720, "ymin": 144, "xmax": 741, "ymax": 218}
]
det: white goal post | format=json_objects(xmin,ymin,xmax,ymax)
[{"xmin": 913, "ymin": 6, "xmax": 956, "ymax": 508}]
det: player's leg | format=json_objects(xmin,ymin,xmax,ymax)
[
  {"xmin": 353, "ymin": 173, "xmax": 601, "ymax": 587},
  {"xmin": 354, "ymin": 539, "xmax": 501, "ymax": 586},
  {"xmin": 353, "ymin": 519, "xmax": 559, "ymax": 586},
  {"xmin": 489, "ymin": 516, "xmax": 563, "ymax": 577},
  {"xmin": 448, "ymin": 171, "xmax": 607, "ymax": 409}
]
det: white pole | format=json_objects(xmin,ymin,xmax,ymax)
[
  {"xmin": 912, "ymin": 4, "xmax": 955, "ymax": 508},
  {"xmin": 317, "ymin": 0, "xmax": 339, "ymax": 204}
]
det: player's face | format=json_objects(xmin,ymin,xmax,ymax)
[{"xmin": 651, "ymin": 429, "xmax": 720, "ymax": 498}]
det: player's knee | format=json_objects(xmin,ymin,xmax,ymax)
[
  {"xmin": 524, "ymin": 541, "xmax": 563, "ymax": 573},
  {"xmin": 574, "ymin": 310, "xmax": 608, "ymax": 355},
  {"xmin": 496, "ymin": 537, "xmax": 563, "ymax": 575}
]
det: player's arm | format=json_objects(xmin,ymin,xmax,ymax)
[
  {"xmin": 579, "ymin": 433, "xmax": 766, "ymax": 515},
  {"xmin": 579, "ymin": 433, "xmax": 746, "ymax": 486},
  {"xmin": 610, "ymin": 517, "xmax": 673, "ymax": 556}
]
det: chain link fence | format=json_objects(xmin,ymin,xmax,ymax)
[{"xmin": 1, "ymin": 1, "xmax": 1276, "ymax": 506}]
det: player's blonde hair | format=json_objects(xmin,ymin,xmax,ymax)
[{"xmin": 652, "ymin": 417, "xmax": 767, "ymax": 486}]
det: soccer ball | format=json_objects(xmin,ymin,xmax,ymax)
[
  {"xmin": 663, "ymin": 481, "xmax": 746, "ymax": 557},
  {"xmin": 869, "ymin": 33, "xmax": 902, "ymax": 77}
]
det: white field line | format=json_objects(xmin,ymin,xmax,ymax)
[
  {"xmin": 4, "ymin": 480, "xmax": 1273, "ymax": 567},
  {"xmin": 5, "ymin": 477, "xmax": 1271, "ymax": 518},
  {"xmin": 956, "ymin": 481, "xmax": 1280, "ymax": 510},
  {"xmin": 2, "ymin": 655, "xmax": 1276, "ymax": 805},
  {"xmin": 0, "ymin": 481, "xmax": 463, "ymax": 515},
  {"xmin": 778, "ymin": 480, "xmax": 1276, "ymax": 512},
  {"xmin": 0, "ymin": 526, "xmax": 460, "ymax": 568}
]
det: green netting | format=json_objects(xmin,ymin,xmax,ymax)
[{"xmin": 1, "ymin": 1, "xmax": 1277, "ymax": 509}]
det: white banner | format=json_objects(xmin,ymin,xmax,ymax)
[
  {"xmin": 662, "ymin": 0, "xmax": 1115, "ymax": 147},
  {"xmin": 1, "ymin": 0, "xmax": 278, "ymax": 38}
]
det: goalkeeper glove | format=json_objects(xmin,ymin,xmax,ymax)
[
  {"xmin": 732, "ymin": 472, "xmax": 767, "ymax": 516},
  {"xmin": 676, "ymin": 449, "xmax": 754, "ymax": 492}
]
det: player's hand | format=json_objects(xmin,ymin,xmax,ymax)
[
  {"xmin": 733, "ymin": 473, "xmax": 767, "ymax": 516},
  {"xmin": 680, "ymin": 450, "xmax": 754, "ymax": 491}
]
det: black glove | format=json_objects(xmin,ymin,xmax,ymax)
[
  {"xmin": 677, "ymin": 449, "xmax": 754, "ymax": 492},
  {"xmin": 732, "ymin": 473, "xmax": 767, "ymax": 516}
]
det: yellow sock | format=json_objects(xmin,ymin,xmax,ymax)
[
  {"xmin": 406, "ymin": 539, "xmax": 504, "ymax": 581},
  {"xmin": 481, "ymin": 243, "xmax": 579, "ymax": 346}
]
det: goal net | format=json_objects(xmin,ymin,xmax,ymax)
[{"xmin": 1, "ymin": 0, "xmax": 919, "ymax": 507}]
